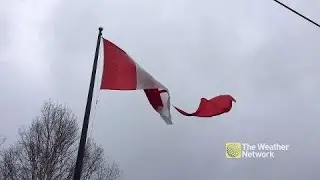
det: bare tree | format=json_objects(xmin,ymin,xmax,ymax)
[
  {"xmin": 0, "ymin": 135, "xmax": 5, "ymax": 148},
  {"xmin": 0, "ymin": 100, "xmax": 122, "ymax": 180}
]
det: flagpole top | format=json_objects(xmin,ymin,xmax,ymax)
[{"xmin": 99, "ymin": 27, "xmax": 103, "ymax": 32}]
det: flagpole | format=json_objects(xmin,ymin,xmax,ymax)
[{"xmin": 73, "ymin": 27, "xmax": 103, "ymax": 180}]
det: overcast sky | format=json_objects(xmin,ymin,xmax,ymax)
[{"xmin": 1, "ymin": 0, "xmax": 320, "ymax": 179}]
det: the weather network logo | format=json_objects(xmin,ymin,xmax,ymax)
[{"xmin": 225, "ymin": 142, "xmax": 290, "ymax": 159}]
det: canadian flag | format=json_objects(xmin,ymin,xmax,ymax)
[{"xmin": 100, "ymin": 38, "xmax": 235, "ymax": 125}]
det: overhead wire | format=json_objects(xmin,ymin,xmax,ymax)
[{"xmin": 272, "ymin": 0, "xmax": 320, "ymax": 29}]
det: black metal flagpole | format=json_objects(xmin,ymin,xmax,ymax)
[{"xmin": 73, "ymin": 27, "xmax": 103, "ymax": 180}]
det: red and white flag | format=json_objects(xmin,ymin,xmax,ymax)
[{"xmin": 100, "ymin": 38, "xmax": 236, "ymax": 125}]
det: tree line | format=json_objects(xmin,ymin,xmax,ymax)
[{"xmin": 0, "ymin": 100, "xmax": 122, "ymax": 180}]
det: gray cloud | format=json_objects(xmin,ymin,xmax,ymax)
[{"xmin": 1, "ymin": 0, "xmax": 320, "ymax": 179}]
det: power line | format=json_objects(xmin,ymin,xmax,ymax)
[{"xmin": 272, "ymin": 0, "xmax": 320, "ymax": 29}]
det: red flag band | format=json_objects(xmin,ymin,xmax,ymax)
[{"xmin": 173, "ymin": 95, "xmax": 236, "ymax": 117}]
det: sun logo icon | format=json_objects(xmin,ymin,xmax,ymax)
[{"xmin": 226, "ymin": 143, "xmax": 242, "ymax": 158}]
